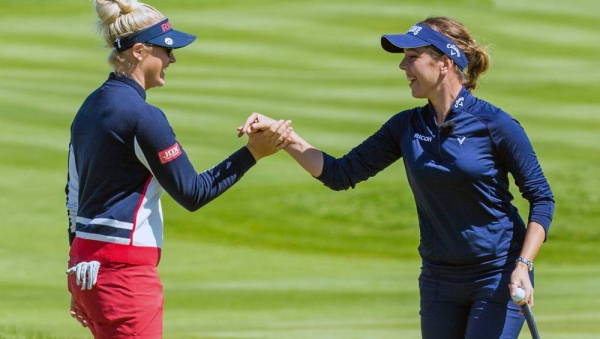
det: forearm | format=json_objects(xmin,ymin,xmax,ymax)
[
  {"xmin": 517, "ymin": 221, "xmax": 546, "ymax": 267},
  {"xmin": 510, "ymin": 221, "xmax": 546, "ymax": 304},
  {"xmin": 284, "ymin": 131, "xmax": 324, "ymax": 177},
  {"xmin": 157, "ymin": 147, "xmax": 256, "ymax": 212}
]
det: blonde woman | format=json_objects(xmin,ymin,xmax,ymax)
[{"xmin": 65, "ymin": 1, "xmax": 291, "ymax": 337}]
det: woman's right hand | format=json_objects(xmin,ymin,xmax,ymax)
[
  {"xmin": 237, "ymin": 112, "xmax": 281, "ymax": 137},
  {"xmin": 241, "ymin": 114, "xmax": 293, "ymax": 160},
  {"xmin": 70, "ymin": 296, "xmax": 89, "ymax": 328},
  {"xmin": 238, "ymin": 112, "xmax": 323, "ymax": 176}
]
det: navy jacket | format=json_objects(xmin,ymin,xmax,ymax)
[
  {"xmin": 66, "ymin": 73, "xmax": 256, "ymax": 266},
  {"xmin": 317, "ymin": 87, "xmax": 554, "ymax": 271}
]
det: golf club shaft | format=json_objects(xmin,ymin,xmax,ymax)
[{"xmin": 522, "ymin": 303, "xmax": 541, "ymax": 339}]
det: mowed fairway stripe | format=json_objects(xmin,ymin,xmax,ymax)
[{"xmin": 1, "ymin": 1, "xmax": 600, "ymax": 338}]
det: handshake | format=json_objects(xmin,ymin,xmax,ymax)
[
  {"xmin": 237, "ymin": 112, "xmax": 322, "ymax": 177},
  {"xmin": 236, "ymin": 112, "xmax": 295, "ymax": 161}
]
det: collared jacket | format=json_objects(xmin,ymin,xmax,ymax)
[
  {"xmin": 66, "ymin": 73, "xmax": 256, "ymax": 266},
  {"xmin": 317, "ymin": 87, "xmax": 554, "ymax": 271}
]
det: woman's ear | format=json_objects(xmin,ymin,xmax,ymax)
[
  {"xmin": 131, "ymin": 43, "xmax": 146, "ymax": 62},
  {"xmin": 440, "ymin": 55, "xmax": 454, "ymax": 75}
]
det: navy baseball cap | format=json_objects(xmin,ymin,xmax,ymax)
[
  {"xmin": 381, "ymin": 23, "xmax": 469, "ymax": 70},
  {"xmin": 114, "ymin": 18, "xmax": 196, "ymax": 52}
]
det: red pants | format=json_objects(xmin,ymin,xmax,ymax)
[{"xmin": 68, "ymin": 258, "xmax": 164, "ymax": 339}]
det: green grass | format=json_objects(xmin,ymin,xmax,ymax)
[{"xmin": 1, "ymin": 0, "xmax": 599, "ymax": 338}]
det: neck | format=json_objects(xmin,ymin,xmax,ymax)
[
  {"xmin": 429, "ymin": 82, "xmax": 462, "ymax": 125},
  {"xmin": 115, "ymin": 61, "xmax": 147, "ymax": 91}
]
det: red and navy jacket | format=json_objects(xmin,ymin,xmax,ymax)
[
  {"xmin": 317, "ymin": 87, "xmax": 555, "ymax": 271},
  {"xmin": 66, "ymin": 73, "xmax": 256, "ymax": 266}
]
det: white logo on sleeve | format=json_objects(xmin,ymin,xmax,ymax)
[{"xmin": 457, "ymin": 136, "xmax": 466, "ymax": 145}]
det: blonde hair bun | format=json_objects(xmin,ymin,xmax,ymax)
[
  {"xmin": 94, "ymin": 0, "xmax": 163, "ymax": 45},
  {"xmin": 95, "ymin": 0, "xmax": 141, "ymax": 26}
]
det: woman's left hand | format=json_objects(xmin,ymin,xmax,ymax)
[{"xmin": 509, "ymin": 266, "xmax": 534, "ymax": 307}]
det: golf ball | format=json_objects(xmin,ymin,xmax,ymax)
[{"xmin": 512, "ymin": 288, "xmax": 526, "ymax": 302}]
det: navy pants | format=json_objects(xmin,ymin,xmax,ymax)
[{"xmin": 419, "ymin": 265, "xmax": 531, "ymax": 339}]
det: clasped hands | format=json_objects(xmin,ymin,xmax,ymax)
[{"xmin": 237, "ymin": 112, "xmax": 293, "ymax": 160}]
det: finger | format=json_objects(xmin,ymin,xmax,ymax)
[
  {"xmin": 77, "ymin": 315, "xmax": 88, "ymax": 328},
  {"xmin": 84, "ymin": 264, "xmax": 91, "ymax": 290},
  {"xmin": 71, "ymin": 310, "xmax": 88, "ymax": 327},
  {"xmin": 268, "ymin": 119, "xmax": 291, "ymax": 139},
  {"xmin": 274, "ymin": 126, "xmax": 293, "ymax": 148},
  {"xmin": 252, "ymin": 118, "xmax": 287, "ymax": 135},
  {"xmin": 86, "ymin": 271, "xmax": 93, "ymax": 290},
  {"xmin": 76, "ymin": 264, "xmax": 83, "ymax": 286},
  {"xmin": 87, "ymin": 262, "xmax": 99, "ymax": 290},
  {"xmin": 275, "ymin": 120, "xmax": 293, "ymax": 142},
  {"xmin": 508, "ymin": 281, "xmax": 519, "ymax": 296},
  {"xmin": 276, "ymin": 136, "xmax": 292, "ymax": 150},
  {"xmin": 238, "ymin": 113, "xmax": 259, "ymax": 137},
  {"xmin": 254, "ymin": 119, "xmax": 283, "ymax": 137},
  {"xmin": 282, "ymin": 125, "xmax": 294, "ymax": 140},
  {"xmin": 80, "ymin": 265, "xmax": 88, "ymax": 290},
  {"xmin": 509, "ymin": 282, "xmax": 531, "ymax": 307},
  {"xmin": 91, "ymin": 262, "xmax": 99, "ymax": 287},
  {"xmin": 251, "ymin": 120, "xmax": 282, "ymax": 133}
]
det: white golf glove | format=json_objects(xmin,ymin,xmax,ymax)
[{"xmin": 66, "ymin": 261, "xmax": 100, "ymax": 290}]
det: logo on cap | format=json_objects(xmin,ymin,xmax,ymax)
[
  {"xmin": 447, "ymin": 44, "xmax": 461, "ymax": 57},
  {"xmin": 161, "ymin": 22, "xmax": 172, "ymax": 32},
  {"xmin": 165, "ymin": 38, "xmax": 173, "ymax": 46},
  {"xmin": 408, "ymin": 25, "xmax": 422, "ymax": 36}
]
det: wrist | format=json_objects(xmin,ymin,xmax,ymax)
[
  {"xmin": 515, "ymin": 256, "xmax": 534, "ymax": 271},
  {"xmin": 244, "ymin": 144, "xmax": 262, "ymax": 161}
]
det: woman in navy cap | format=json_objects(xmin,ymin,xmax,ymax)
[
  {"xmin": 241, "ymin": 16, "xmax": 554, "ymax": 338},
  {"xmin": 65, "ymin": 0, "xmax": 292, "ymax": 337}
]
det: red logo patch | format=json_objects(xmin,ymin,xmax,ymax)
[
  {"xmin": 161, "ymin": 22, "xmax": 172, "ymax": 32},
  {"xmin": 158, "ymin": 142, "xmax": 182, "ymax": 164}
]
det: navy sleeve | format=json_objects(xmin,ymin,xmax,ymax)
[
  {"xmin": 133, "ymin": 107, "xmax": 256, "ymax": 211},
  {"xmin": 490, "ymin": 112, "xmax": 555, "ymax": 236},
  {"xmin": 316, "ymin": 112, "xmax": 407, "ymax": 190}
]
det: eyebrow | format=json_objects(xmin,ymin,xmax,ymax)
[{"xmin": 404, "ymin": 48, "xmax": 421, "ymax": 54}]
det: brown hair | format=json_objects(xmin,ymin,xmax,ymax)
[{"xmin": 421, "ymin": 16, "xmax": 490, "ymax": 92}]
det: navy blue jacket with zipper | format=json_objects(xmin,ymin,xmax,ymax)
[{"xmin": 317, "ymin": 87, "xmax": 554, "ymax": 271}]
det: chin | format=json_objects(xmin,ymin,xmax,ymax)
[
  {"xmin": 153, "ymin": 79, "xmax": 166, "ymax": 88},
  {"xmin": 145, "ymin": 80, "xmax": 165, "ymax": 91},
  {"xmin": 411, "ymin": 91, "xmax": 425, "ymax": 99},
  {"xmin": 408, "ymin": 84, "xmax": 423, "ymax": 99}
]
